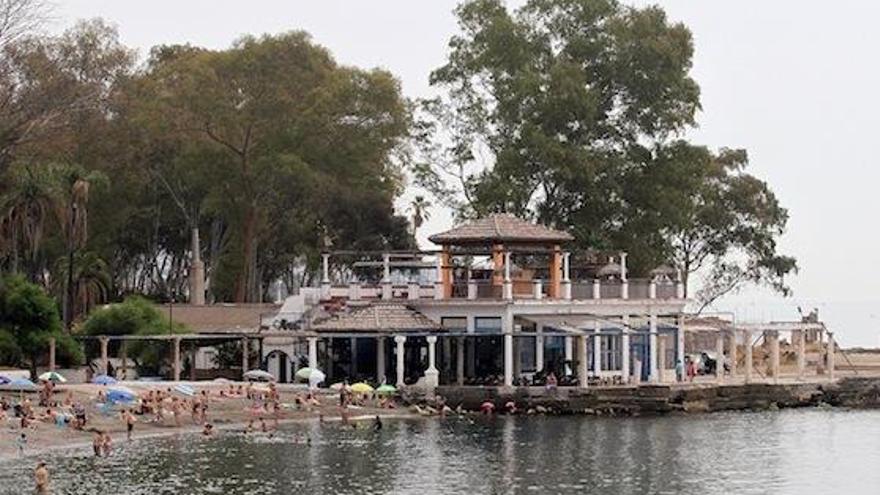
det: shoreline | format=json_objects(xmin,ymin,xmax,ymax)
[{"xmin": 0, "ymin": 410, "xmax": 416, "ymax": 463}]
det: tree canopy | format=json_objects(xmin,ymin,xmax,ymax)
[
  {"xmin": 415, "ymin": 0, "xmax": 796, "ymax": 306},
  {"xmin": 0, "ymin": 7, "xmax": 416, "ymax": 324},
  {"xmin": 0, "ymin": 274, "xmax": 82, "ymax": 371}
]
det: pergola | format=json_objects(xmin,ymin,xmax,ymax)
[{"xmin": 428, "ymin": 213, "xmax": 575, "ymax": 299}]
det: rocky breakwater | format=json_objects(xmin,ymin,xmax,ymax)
[{"xmin": 432, "ymin": 378, "xmax": 880, "ymax": 416}]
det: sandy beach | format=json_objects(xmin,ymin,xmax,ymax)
[{"xmin": 0, "ymin": 382, "xmax": 412, "ymax": 460}]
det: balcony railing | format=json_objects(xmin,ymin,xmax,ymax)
[{"xmin": 324, "ymin": 277, "xmax": 683, "ymax": 302}]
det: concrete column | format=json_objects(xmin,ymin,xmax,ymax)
[
  {"xmin": 467, "ymin": 280, "xmax": 477, "ymax": 300},
  {"xmin": 535, "ymin": 326, "xmax": 545, "ymax": 372},
  {"xmin": 381, "ymin": 253, "xmax": 392, "ymax": 300},
  {"xmin": 728, "ymin": 330, "xmax": 738, "ymax": 379},
  {"xmin": 456, "ymin": 336, "xmax": 465, "ymax": 385},
  {"xmin": 675, "ymin": 316, "xmax": 686, "ymax": 376},
  {"xmin": 561, "ymin": 252, "xmax": 572, "ymax": 300},
  {"xmin": 578, "ymin": 335, "xmax": 589, "ymax": 388},
  {"xmin": 349, "ymin": 282, "xmax": 361, "ymax": 300},
  {"xmin": 648, "ymin": 280, "xmax": 657, "ymax": 299},
  {"xmin": 715, "ymin": 331, "xmax": 724, "ymax": 383},
  {"xmin": 532, "ymin": 280, "xmax": 543, "ymax": 300},
  {"xmin": 321, "ymin": 253, "xmax": 331, "ymax": 297},
  {"xmin": 503, "ymin": 251, "xmax": 513, "ymax": 300},
  {"xmin": 407, "ymin": 283, "xmax": 419, "ymax": 300},
  {"xmin": 395, "ymin": 336, "xmax": 406, "ymax": 386},
  {"xmin": 649, "ymin": 315, "xmax": 659, "ymax": 383},
  {"xmin": 621, "ymin": 318, "xmax": 630, "ymax": 384},
  {"xmin": 189, "ymin": 344, "xmax": 197, "ymax": 381},
  {"xmin": 503, "ymin": 333, "xmax": 514, "ymax": 386},
  {"xmin": 743, "ymin": 330, "xmax": 753, "ymax": 384},
  {"xmin": 99, "ymin": 336, "xmax": 109, "ymax": 376},
  {"xmin": 307, "ymin": 337, "xmax": 318, "ymax": 369},
  {"xmin": 120, "ymin": 341, "xmax": 127, "ymax": 380},
  {"xmin": 425, "ymin": 336, "xmax": 439, "ymax": 387},
  {"xmin": 48, "ymin": 338, "xmax": 56, "ymax": 372},
  {"xmin": 376, "ymin": 337, "xmax": 386, "ymax": 384},
  {"xmin": 769, "ymin": 331, "xmax": 780, "ymax": 383},
  {"xmin": 172, "ymin": 337, "xmax": 182, "ymax": 381},
  {"xmin": 657, "ymin": 335, "xmax": 667, "ymax": 383},
  {"xmin": 796, "ymin": 330, "xmax": 806, "ymax": 380},
  {"xmin": 434, "ymin": 255, "xmax": 444, "ymax": 300},
  {"xmin": 619, "ymin": 252, "xmax": 628, "ymax": 281},
  {"xmin": 592, "ymin": 279, "xmax": 601, "ymax": 299},
  {"xmin": 564, "ymin": 336, "xmax": 573, "ymax": 375},
  {"xmin": 241, "ymin": 337, "xmax": 249, "ymax": 376},
  {"xmin": 675, "ymin": 270, "xmax": 685, "ymax": 299},
  {"xmin": 593, "ymin": 320, "xmax": 602, "ymax": 377},
  {"xmin": 827, "ymin": 331, "xmax": 836, "ymax": 380},
  {"xmin": 350, "ymin": 338, "xmax": 359, "ymax": 377}
]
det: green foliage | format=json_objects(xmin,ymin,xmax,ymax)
[
  {"xmin": 82, "ymin": 296, "xmax": 185, "ymax": 336},
  {"xmin": 0, "ymin": 275, "xmax": 83, "ymax": 369},
  {"xmin": 0, "ymin": 19, "xmax": 416, "ymax": 308},
  {"xmin": 415, "ymin": 0, "xmax": 796, "ymax": 305}
]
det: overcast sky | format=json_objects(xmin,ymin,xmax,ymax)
[{"xmin": 51, "ymin": 1, "xmax": 880, "ymax": 345}]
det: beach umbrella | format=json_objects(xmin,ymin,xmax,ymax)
[
  {"xmin": 107, "ymin": 386, "xmax": 137, "ymax": 403},
  {"xmin": 9, "ymin": 378, "xmax": 36, "ymax": 390},
  {"xmin": 350, "ymin": 382, "xmax": 374, "ymax": 394},
  {"xmin": 480, "ymin": 401, "xmax": 495, "ymax": 413},
  {"xmin": 0, "ymin": 375, "xmax": 10, "ymax": 385},
  {"xmin": 243, "ymin": 369, "xmax": 274, "ymax": 382},
  {"xmin": 173, "ymin": 384, "xmax": 196, "ymax": 397},
  {"xmin": 38, "ymin": 371, "xmax": 67, "ymax": 383},
  {"xmin": 308, "ymin": 370, "xmax": 326, "ymax": 388},
  {"xmin": 329, "ymin": 382, "xmax": 345, "ymax": 390},
  {"xmin": 295, "ymin": 367, "xmax": 319, "ymax": 381},
  {"xmin": 375, "ymin": 384, "xmax": 397, "ymax": 395},
  {"xmin": 91, "ymin": 374, "xmax": 117, "ymax": 385}
]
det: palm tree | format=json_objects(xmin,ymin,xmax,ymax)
[
  {"xmin": 0, "ymin": 165, "xmax": 54, "ymax": 280},
  {"xmin": 410, "ymin": 195, "xmax": 431, "ymax": 243},
  {"xmin": 48, "ymin": 164, "xmax": 108, "ymax": 330},
  {"xmin": 53, "ymin": 250, "xmax": 111, "ymax": 325}
]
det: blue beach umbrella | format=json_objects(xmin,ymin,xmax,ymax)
[
  {"xmin": 0, "ymin": 375, "xmax": 10, "ymax": 385},
  {"xmin": 107, "ymin": 387, "xmax": 137, "ymax": 404},
  {"xmin": 92, "ymin": 374, "xmax": 117, "ymax": 385},
  {"xmin": 9, "ymin": 378, "xmax": 36, "ymax": 390}
]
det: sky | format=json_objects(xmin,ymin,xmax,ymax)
[{"xmin": 50, "ymin": 1, "xmax": 880, "ymax": 346}]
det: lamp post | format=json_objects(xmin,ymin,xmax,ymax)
[{"xmin": 64, "ymin": 202, "xmax": 78, "ymax": 332}]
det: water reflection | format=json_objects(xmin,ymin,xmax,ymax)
[{"xmin": 3, "ymin": 410, "xmax": 880, "ymax": 494}]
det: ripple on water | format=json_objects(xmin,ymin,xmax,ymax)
[{"xmin": 3, "ymin": 410, "xmax": 880, "ymax": 494}]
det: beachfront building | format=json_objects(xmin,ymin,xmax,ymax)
[{"xmin": 260, "ymin": 213, "xmax": 690, "ymax": 388}]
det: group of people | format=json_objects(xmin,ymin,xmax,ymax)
[{"xmin": 135, "ymin": 389, "xmax": 210, "ymax": 427}]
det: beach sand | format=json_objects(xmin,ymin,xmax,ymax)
[{"xmin": 0, "ymin": 382, "xmax": 410, "ymax": 460}]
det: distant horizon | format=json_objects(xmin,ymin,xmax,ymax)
[{"xmin": 49, "ymin": 0, "xmax": 880, "ymax": 346}]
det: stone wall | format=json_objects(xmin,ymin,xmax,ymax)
[{"xmin": 431, "ymin": 377, "xmax": 880, "ymax": 415}]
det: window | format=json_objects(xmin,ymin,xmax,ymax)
[
  {"xmin": 441, "ymin": 317, "xmax": 467, "ymax": 331},
  {"xmin": 600, "ymin": 334, "xmax": 622, "ymax": 371},
  {"xmin": 475, "ymin": 317, "xmax": 502, "ymax": 335},
  {"xmin": 519, "ymin": 336, "xmax": 536, "ymax": 372}
]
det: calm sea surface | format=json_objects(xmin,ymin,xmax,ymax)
[{"xmin": 1, "ymin": 409, "xmax": 879, "ymax": 494}]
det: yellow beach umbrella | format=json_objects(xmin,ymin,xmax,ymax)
[{"xmin": 350, "ymin": 382, "xmax": 374, "ymax": 394}]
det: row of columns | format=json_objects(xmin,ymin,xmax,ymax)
[
  {"xmin": 713, "ymin": 329, "xmax": 837, "ymax": 384},
  {"xmin": 319, "ymin": 251, "xmax": 685, "ymax": 302}
]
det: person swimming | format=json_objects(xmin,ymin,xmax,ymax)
[{"xmin": 34, "ymin": 461, "xmax": 49, "ymax": 494}]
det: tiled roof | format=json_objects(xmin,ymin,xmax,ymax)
[
  {"xmin": 311, "ymin": 302, "xmax": 441, "ymax": 333},
  {"xmin": 428, "ymin": 213, "xmax": 573, "ymax": 245},
  {"xmin": 164, "ymin": 304, "xmax": 279, "ymax": 333}
]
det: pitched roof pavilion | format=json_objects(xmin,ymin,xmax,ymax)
[
  {"xmin": 428, "ymin": 213, "xmax": 573, "ymax": 246},
  {"xmin": 310, "ymin": 302, "xmax": 442, "ymax": 334}
]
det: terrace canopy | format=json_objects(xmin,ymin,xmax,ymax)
[{"xmin": 428, "ymin": 213, "xmax": 574, "ymax": 298}]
